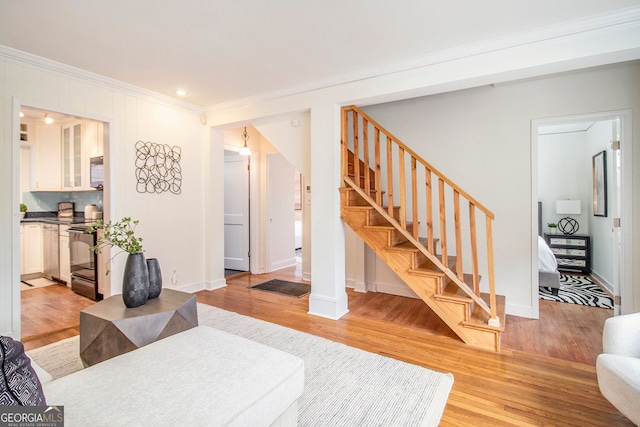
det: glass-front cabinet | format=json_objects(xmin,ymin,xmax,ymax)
[{"xmin": 62, "ymin": 122, "xmax": 83, "ymax": 190}]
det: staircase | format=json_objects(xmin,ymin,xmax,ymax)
[{"xmin": 340, "ymin": 105, "xmax": 505, "ymax": 351}]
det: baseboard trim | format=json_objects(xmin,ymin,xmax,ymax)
[{"xmin": 308, "ymin": 292, "xmax": 349, "ymax": 320}]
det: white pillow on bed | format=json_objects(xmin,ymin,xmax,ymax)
[{"xmin": 538, "ymin": 236, "xmax": 558, "ymax": 272}]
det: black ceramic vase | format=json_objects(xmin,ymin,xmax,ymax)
[
  {"xmin": 147, "ymin": 258, "xmax": 162, "ymax": 299},
  {"xmin": 122, "ymin": 253, "xmax": 149, "ymax": 308}
]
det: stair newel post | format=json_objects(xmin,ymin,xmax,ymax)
[
  {"xmin": 374, "ymin": 128, "xmax": 382, "ymax": 206},
  {"xmin": 353, "ymin": 111, "xmax": 360, "ymax": 190},
  {"xmin": 425, "ymin": 169, "xmax": 434, "ymax": 253},
  {"xmin": 438, "ymin": 178, "xmax": 448, "ymax": 268},
  {"xmin": 486, "ymin": 215, "xmax": 499, "ymax": 327},
  {"xmin": 341, "ymin": 107, "xmax": 349, "ymax": 187},
  {"xmin": 411, "ymin": 157, "xmax": 419, "ymax": 240},
  {"xmin": 399, "ymin": 147, "xmax": 406, "ymax": 228},
  {"xmin": 454, "ymin": 190, "xmax": 463, "ymax": 281},
  {"xmin": 469, "ymin": 203, "xmax": 480, "ymax": 295},
  {"xmin": 386, "ymin": 136, "xmax": 394, "ymax": 217},
  {"xmin": 362, "ymin": 118, "xmax": 370, "ymax": 195}
]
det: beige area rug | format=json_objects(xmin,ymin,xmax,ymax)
[
  {"xmin": 27, "ymin": 303, "xmax": 454, "ymax": 427},
  {"xmin": 21, "ymin": 277, "xmax": 58, "ymax": 291}
]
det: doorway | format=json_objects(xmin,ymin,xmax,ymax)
[
  {"xmin": 266, "ymin": 153, "xmax": 297, "ymax": 272},
  {"xmin": 531, "ymin": 110, "xmax": 633, "ymax": 318},
  {"xmin": 16, "ymin": 103, "xmax": 112, "ymax": 341},
  {"xmin": 223, "ymin": 150, "xmax": 250, "ymax": 276},
  {"xmin": 219, "ymin": 123, "xmax": 307, "ymax": 282}
]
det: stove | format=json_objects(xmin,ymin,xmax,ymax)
[{"xmin": 68, "ymin": 223, "xmax": 102, "ymax": 301}]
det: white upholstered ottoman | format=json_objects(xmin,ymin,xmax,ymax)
[{"xmin": 43, "ymin": 326, "xmax": 305, "ymax": 426}]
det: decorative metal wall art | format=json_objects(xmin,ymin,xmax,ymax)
[{"xmin": 135, "ymin": 141, "xmax": 182, "ymax": 194}]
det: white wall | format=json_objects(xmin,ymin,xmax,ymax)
[
  {"xmin": 0, "ymin": 56, "xmax": 208, "ymax": 337},
  {"xmin": 538, "ymin": 132, "xmax": 590, "ymax": 234}
]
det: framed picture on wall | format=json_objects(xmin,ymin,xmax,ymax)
[{"xmin": 592, "ymin": 150, "xmax": 607, "ymax": 217}]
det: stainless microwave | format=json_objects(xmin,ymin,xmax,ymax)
[{"xmin": 90, "ymin": 156, "xmax": 104, "ymax": 189}]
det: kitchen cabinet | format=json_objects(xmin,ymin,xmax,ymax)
[
  {"xmin": 20, "ymin": 223, "xmax": 44, "ymax": 275},
  {"xmin": 20, "ymin": 143, "xmax": 33, "ymax": 195},
  {"xmin": 61, "ymin": 119, "xmax": 104, "ymax": 191},
  {"xmin": 62, "ymin": 121, "xmax": 83, "ymax": 190},
  {"xmin": 83, "ymin": 120, "xmax": 104, "ymax": 158},
  {"xmin": 59, "ymin": 225, "xmax": 71, "ymax": 285},
  {"xmin": 34, "ymin": 124, "xmax": 62, "ymax": 191}
]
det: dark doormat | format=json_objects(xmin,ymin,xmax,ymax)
[{"xmin": 249, "ymin": 279, "xmax": 311, "ymax": 298}]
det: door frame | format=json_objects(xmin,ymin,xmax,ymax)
[
  {"xmin": 530, "ymin": 109, "xmax": 633, "ymax": 318},
  {"xmin": 223, "ymin": 144, "xmax": 257, "ymax": 274},
  {"xmin": 12, "ymin": 98, "xmax": 114, "ymax": 337},
  {"xmin": 223, "ymin": 150, "xmax": 250, "ymax": 271}
]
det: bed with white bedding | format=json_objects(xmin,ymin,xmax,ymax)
[{"xmin": 538, "ymin": 235, "xmax": 561, "ymax": 294}]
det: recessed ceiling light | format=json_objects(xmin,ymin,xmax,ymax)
[{"xmin": 175, "ymin": 89, "xmax": 188, "ymax": 96}]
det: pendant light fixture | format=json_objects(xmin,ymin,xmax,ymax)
[{"xmin": 239, "ymin": 126, "xmax": 252, "ymax": 156}]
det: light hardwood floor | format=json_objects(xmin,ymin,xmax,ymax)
[{"xmin": 20, "ymin": 267, "xmax": 630, "ymax": 426}]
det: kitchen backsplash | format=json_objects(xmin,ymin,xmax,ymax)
[{"xmin": 22, "ymin": 191, "xmax": 103, "ymax": 214}]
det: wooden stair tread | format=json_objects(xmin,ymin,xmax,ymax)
[
  {"xmin": 387, "ymin": 239, "xmax": 425, "ymax": 252},
  {"xmin": 364, "ymin": 222, "xmax": 416, "ymax": 232},
  {"xmin": 462, "ymin": 293, "xmax": 506, "ymax": 332},
  {"xmin": 409, "ymin": 255, "xmax": 456, "ymax": 275},
  {"xmin": 435, "ymin": 278, "xmax": 475, "ymax": 303}
]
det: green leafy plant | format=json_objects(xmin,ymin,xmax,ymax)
[
  {"xmin": 547, "ymin": 223, "xmax": 557, "ymax": 229},
  {"xmin": 88, "ymin": 217, "xmax": 144, "ymax": 274},
  {"xmin": 19, "ymin": 203, "xmax": 27, "ymax": 213}
]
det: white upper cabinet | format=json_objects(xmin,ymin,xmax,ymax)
[
  {"xmin": 62, "ymin": 119, "xmax": 104, "ymax": 191},
  {"xmin": 34, "ymin": 124, "xmax": 62, "ymax": 191},
  {"xmin": 62, "ymin": 121, "xmax": 83, "ymax": 190},
  {"xmin": 21, "ymin": 115, "xmax": 104, "ymax": 192},
  {"xmin": 83, "ymin": 120, "xmax": 103, "ymax": 158}
]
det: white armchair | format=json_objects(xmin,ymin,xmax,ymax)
[{"xmin": 596, "ymin": 312, "xmax": 640, "ymax": 425}]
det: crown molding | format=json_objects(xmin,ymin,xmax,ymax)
[
  {"xmin": 0, "ymin": 45, "xmax": 205, "ymax": 115},
  {"xmin": 207, "ymin": 5, "xmax": 640, "ymax": 112}
]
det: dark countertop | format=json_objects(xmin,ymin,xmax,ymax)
[{"xmin": 20, "ymin": 213, "xmax": 97, "ymax": 226}]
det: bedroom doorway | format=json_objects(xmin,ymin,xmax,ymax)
[{"xmin": 531, "ymin": 110, "xmax": 632, "ymax": 318}]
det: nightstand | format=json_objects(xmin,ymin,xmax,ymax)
[{"xmin": 544, "ymin": 233, "xmax": 591, "ymax": 275}]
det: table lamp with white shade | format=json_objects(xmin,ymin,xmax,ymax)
[{"xmin": 556, "ymin": 199, "xmax": 581, "ymax": 235}]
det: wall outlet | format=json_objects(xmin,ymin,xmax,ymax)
[{"xmin": 171, "ymin": 269, "xmax": 178, "ymax": 284}]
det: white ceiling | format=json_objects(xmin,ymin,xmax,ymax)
[{"xmin": 1, "ymin": 1, "xmax": 638, "ymax": 107}]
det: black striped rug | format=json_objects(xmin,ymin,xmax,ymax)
[{"xmin": 539, "ymin": 274, "xmax": 613, "ymax": 309}]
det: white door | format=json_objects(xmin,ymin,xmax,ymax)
[
  {"xmin": 224, "ymin": 153, "xmax": 250, "ymax": 271},
  {"xmin": 267, "ymin": 153, "xmax": 296, "ymax": 272}
]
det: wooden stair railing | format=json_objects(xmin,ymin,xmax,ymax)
[{"xmin": 341, "ymin": 105, "xmax": 500, "ymax": 328}]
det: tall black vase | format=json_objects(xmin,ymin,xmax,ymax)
[
  {"xmin": 122, "ymin": 253, "xmax": 149, "ymax": 308},
  {"xmin": 147, "ymin": 258, "xmax": 162, "ymax": 299}
]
